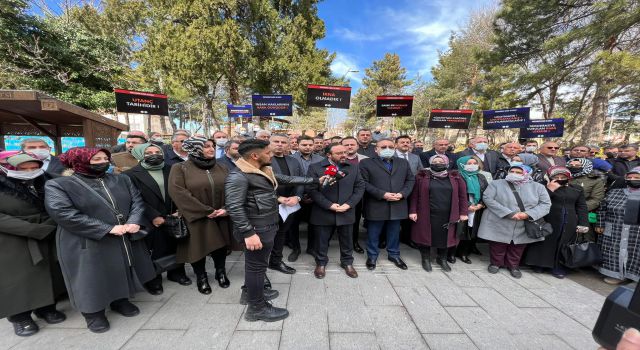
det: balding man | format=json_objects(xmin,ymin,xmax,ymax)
[
  {"xmin": 255, "ymin": 130, "xmax": 272, "ymax": 141},
  {"xmin": 455, "ymin": 136, "xmax": 500, "ymax": 176},
  {"xmin": 536, "ymin": 141, "xmax": 566, "ymax": 173},
  {"xmin": 419, "ymin": 138, "xmax": 456, "ymax": 169},
  {"xmin": 494, "ymin": 142, "xmax": 521, "ymax": 179}
]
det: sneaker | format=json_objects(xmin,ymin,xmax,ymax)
[{"xmin": 488, "ymin": 264, "xmax": 500, "ymax": 274}]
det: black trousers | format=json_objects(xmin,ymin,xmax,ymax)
[
  {"xmin": 315, "ymin": 224, "xmax": 354, "ymax": 266},
  {"xmin": 191, "ymin": 247, "xmax": 227, "ymax": 277},
  {"xmin": 399, "ymin": 219, "xmax": 412, "ymax": 244},
  {"xmin": 269, "ymin": 212, "xmax": 298, "ymax": 266},
  {"xmin": 457, "ymin": 240, "xmax": 473, "ymax": 257},
  {"xmin": 246, "ymin": 224, "xmax": 278, "ymax": 306},
  {"xmin": 8, "ymin": 304, "xmax": 57, "ymax": 322},
  {"xmin": 352, "ymin": 201, "xmax": 363, "ymax": 245},
  {"xmin": 289, "ymin": 203, "xmax": 312, "ymax": 251}
]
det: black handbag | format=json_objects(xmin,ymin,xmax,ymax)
[
  {"xmin": 507, "ymin": 182, "xmax": 553, "ymax": 239},
  {"xmin": 164, "ymin": 215, "xmax": 189, "ymax": 239},
  {"xmin": 561, "ymin": 234, "xmax": 602, "ymax": 268},
  {"xmin": 456, "ymin": 220, "xmax": 469, "ymax": 240},
  {"xmin": 153, "ymin": 254, "xmax": 178, "ymax": 273}
]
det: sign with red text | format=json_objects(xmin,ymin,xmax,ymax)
[
  {"xmin": 428, "ymin": 109, "xmax": 473, "ymax": 129},
  {"xmin": 114, "ymin": 89, "xmax": 169, "ymax": 116},
  {"xmin": 376, "ymin": 96, "xmax": 414, "ymax": 116},
  {"xmin": 519, "ymin": 118, "xmax": 565, "ymax": 138},
  {"xmin": 306, "ymin": 85, "xmax": 351, "ymax": 109},
  {"xmin": 482, "ymin": 107, "xmax": 530, "ymax": 129}
]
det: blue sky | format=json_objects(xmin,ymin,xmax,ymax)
[{"xmin": 317, "ymin": 0, "xmax": 495, "ymax": 91}]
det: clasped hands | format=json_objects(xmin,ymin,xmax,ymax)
[
  {"xmin": 278, "ymin": 196, "xmax": 300, "ymax": 207},
  {"xmin": 329, "ymin": 203, "xmax": 351, "ymax": 213},
  {"xmin": 383, "ymin": 192, "xmax": 403, "ymax": 201},
  {"xmin": 511, "ymin": 212, "xmax": 529, "ymax": 221},
  {"xmin": 207, "ymin": 208, "xmax": 227, "ymax": 218},
  {"xmin": 109, "ymin": 223, "xmax": 140, "ymax": 236}
]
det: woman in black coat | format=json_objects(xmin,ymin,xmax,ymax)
[
  {"xmin": 523, "ymin": 166, "xmax": 589, "ymax": 278},
  {"xmin": 45, "ymin": 147, "xmax": 155, "ymax": 334},
  {"xmin": 124, "ymin": 144, "xmax": 192, "ymax": 295}
]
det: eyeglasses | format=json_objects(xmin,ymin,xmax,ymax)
[
  {"xmin": 378, "ymin": 146, "xmax": 393, "ymax": 149},
  {"xmin": 545, "ymin": 147, "xmax": 560, "ymax": 149}
]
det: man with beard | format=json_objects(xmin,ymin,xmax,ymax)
[
  {"xmin": 341, "ymin": 136, "xmax": 368, "ymax": 253},
  {"xmin": 356, "ymin": 128, "xmax": 377, "ymax": 158}
]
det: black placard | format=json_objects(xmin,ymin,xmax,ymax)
[
  {"xmin": 251, "ymin": 94, "xmax": 293, "ymax": 116},
  {"xmin": 427, "ymin": 109, "xmax": 473, "ymax": 129},
  {"xmin": 519, "ymin": 118, "xmax": 565, "ymax": 138},
  {"xmin": 306, "ymin": 85, "xmax": 351, "ymax": 109},
  {"xmin": 115, "ymin": 89, "xmax": 169, "ymax": 116},
  {"xmin": 376, "ymin": 96, "xmax": 414, "ymax": 117},
  {"xmin": 482, "ymin": 107, "xmax": 530, "ymax": 129}
]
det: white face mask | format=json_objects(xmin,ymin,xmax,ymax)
[
  {"xmin": 379, "ymin": 148, "xmax": 395, "ymax": 159},
  {"xmin": 505, "ymin": 173, "xmax": 525, "ymax": 183},
  {"xmin": 474, "ymin": 143, "xmax": 488, "ymax": 151},
  {"xmin": 215, "ymin": 138, "xmax": 228, "ymax": 147},
  {"xmin": 1, "ymin": 166, "xmax": 44, "ymax": 180},
  {"xmin": 525, "ymin": 146, "xmax": 537, "ymax": 153},
  {"xmin": 29, "ymin": 149, "xmax": 51, "ymax": 161},
  {"xmin": 463, "ymin": 164, "xmax": 479, "ymax": 172}
]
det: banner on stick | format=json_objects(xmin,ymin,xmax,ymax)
[
  {"xmin": 306, "ymin": 85, "xmax": 351, "ymax": 109},
  {"xmin": 114, "ymin": 89, "xmax": 168, "ymax": 116},
  {"xmin": 251, "ymin": 94, "xmax": 293, "ymax": 117},
  {"xmin": 376, "ymin": 96, "xmax": 414, "ymax": 117},
  {"xmin": 482, "ymin": 107, "xmax": 530, "ymax": 129},
  {"xmin": 227, "ymin": 104, "xmax": 253, "ymax": 119},
  {"xmin": 428, "ymin": 109, "xmax": 473, "ymax": 129},
  {"xmin": 519, "ymin": 118, "xmax": 565, "ymax": 138}
]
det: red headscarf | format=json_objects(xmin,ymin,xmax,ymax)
[{"xmin": 59, "ymin": 147, "xmax": 111, "ymax": 176}]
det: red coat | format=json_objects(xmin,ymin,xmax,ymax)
[{"xmin": 409, "ymin": 170, "xmax": 468, "ymax": 247}]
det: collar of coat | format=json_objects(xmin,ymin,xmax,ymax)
[{"xmin": 235, "ymin": 158, "xmax": 278, "ymax": 189}]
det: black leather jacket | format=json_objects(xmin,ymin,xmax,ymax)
[{"xmin": 225, "ymin": 170, "xmax": 316, "ymax": 241}]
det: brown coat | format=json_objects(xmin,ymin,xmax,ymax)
[
  {"xmin": 111, "ymin": 152, "xmax": 139, "ymax": 174},
  {"xmin": 168, "ymin": 160, "xmax": 231, "ymax": 263}
]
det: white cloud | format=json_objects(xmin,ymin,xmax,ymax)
[
  {"xmin": 330, "ymin": 52, "xmax": 363, "ymax": 84},
  {"xmin": 334, "ymin": 28, "xmax": 384, "ymax": 42}
]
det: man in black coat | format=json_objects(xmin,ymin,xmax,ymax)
[
  {"xmin": 267, "ymin": 134, "xmax": 305, "ymax": 273},
  {"xmin": 610, "ymin": 144, "xmax": 640, "ymax": 177},
  {"xmin": 356, "ymin": 128, "xmax": 378, "ymax": 158},
  {"xmin": 419, "ymin": 138, "xmax": 456, "ymax": 169},
  {"xmin": 306, "ymin": 144, "xmax": 365, "ymax": 279},
  {"xmin": 455, "ymin": 136, "xmax": 500, "ymax": 176},
  {"xmin": 359, "ymin": 138, "xmax": 415, "ymax": 270},
  {"xmin": 217, "ymin": 140, "xmax": 240, "ymax": 170},
  {"xmin": 163, "ymin": 132, "xmax": 190, "ymax": 167},
  {"xmin": 20, "ymin": 138, "xmax": 66, "ymax": 176}
]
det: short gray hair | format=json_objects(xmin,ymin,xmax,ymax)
[
  {"xmin": 256, "ymin": 130, "xmax": 272, "ymax": 138},
  {"xmin": 20, "ymin": 138, "xmax": 50, "ymax": 150}
]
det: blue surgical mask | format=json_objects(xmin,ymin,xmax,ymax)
[
  {"xmin": 379, "ymin": 149, "xmax": 395, "ymax": 159},
  {"xmin": 510, "ymin": 161, "xmax": 523, "ymax": 167},
  {"xmin": 474, "ymin": 143, "xmax": 488, "ymax": 151}
]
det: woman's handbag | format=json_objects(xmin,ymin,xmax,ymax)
[
  {"xmin": 507, "ymin": 183, "xmax": 553, "ymax": 239},
  {"xmin": 164, "ymin": 215, "xmax": 189, "ymax": 239},
  {"xmin": 561, "ymin": 234, "xmax": 602, "ymax": 268},
  {"xmin": 456, "ymin": 220, "xmax": 469, "ymax": 240}
]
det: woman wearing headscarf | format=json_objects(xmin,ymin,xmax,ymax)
[
  {"xmin": 124, "ymin": 144, "xmax": 191, "ymax": 295},
  {"xmin": 409, "ymin": 155, "xmax": 468, "ymax": 272},
  {"xmin": 595, "ymin": 166, "xmax": 640, "ymax": 284},
  {"xmin": 0, "ymin": 153, "xmax": 67, "ymax": 336},
  {"xmin": 523, "ymin": 166, "xmax": 589, "ymax": 278},
  {"xmin": 44, "ymin": 147, "xmax": 155, "ymax": 333},
  {"xmin": 454, "ymin": 155, "xmax": 492, "ymax": 264},
  {"xmin": 478, "ymin": 164, "xmax": 551, "ymax": 278},
  {"xmin": 567, "ymin": 158, "xmax": 606, "ymax": 242},
  {"xmin": 0, "ymin": 150, "xmax": 20, "ymax": 173},
  {"xmin": 168, "ymin": 136, "xmax": 231, "ymax": 295},
  {"xmin": 517, "ymin": 153, "xmax": 545, "ymax": 184}
]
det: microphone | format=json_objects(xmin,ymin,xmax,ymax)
[{"xmin": 322, "ymin": 165, "xmax": 338, "ymax": 187}]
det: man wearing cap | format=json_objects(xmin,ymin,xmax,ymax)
[{"xmin": 111, "ymin": 131, "xmax": 147, "ymax": 173}]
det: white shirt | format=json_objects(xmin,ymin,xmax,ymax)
[
  {"xmin": 41, "ymin": 157, "xmax": 51, "ymax": 171},
  {"xmin": 545, "ymin": 156, "xmax": 556, "ymax": 166},
  {"xmin": 396, "ymin": 151, "xmax": 411, "ymax": 160}
]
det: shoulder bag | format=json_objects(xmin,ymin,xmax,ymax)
[{"xmin": 507, "ymin": 182, "xmax": 553, "ymax": 239}]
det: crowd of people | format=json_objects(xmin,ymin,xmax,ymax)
[{"xmin": 1, "ymin": 128, "xmax": 640, "ymax": 335}]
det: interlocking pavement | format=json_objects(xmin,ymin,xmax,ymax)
[{"xmin": 1, "ymin": 238, "xmax": 611, "ymax": 350}]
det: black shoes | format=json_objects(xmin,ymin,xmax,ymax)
[
  {"xmin": 240, "ymin": 286, "xmax": 280, "ymax": 305},
  {"xmin": 244, "ymin": 301, "xmax": 289, "ymax": 322},
  {"xmin": 459, "ymin": 256, "xmax": 472, "ymax": 264},
  {"xmin": 420, "ymin": 250, "xmax": 432, "ymax": 272},
  {"xmin": 196, "ymin": 274, "xmax": 212, "ymax": 295},
  {"xmin": 388, "ymin": 257, "xmax": 408, "ymax": 270},
  {"xmin": 167, "ymin": 274, "xmax": 193, "ymax": 286},
  {"xmin": 436, "ymin": 257, "xmax": 451, "ymax": 272},
  {"xmin": 353, "ymin": 242, "xmax": 364, "ymax": 254},
  {"xmin": 12, "ymin": 318, "xmax": 39, "ymax": 337},
  {"xmin": 83, "ymin": 311, "xmax": 110, "ymax": 333},
  {"xmin": 144, "ymin": 281, "xmax": 164, "ymax": 295},
  {"xmin": 110, "ymin": 299, "xmax": 140, "ymax": 317},
  {"xmin": 34, "ymin": 309, "xmax": 66, "ymax": 324},
  {"xmin": 509, "ymin": 267, "xmax": 522, "ymax": 279},
  {"xmin": 366, "ymin": 258, "xmax": 376, "ymax": 270},
  {"xmin": 269, "ymin": 261, "xmax": 296, "ymax": 274},
  {"xmin": 215, "ymin": 268, "xmax": 231, "ymax": 288},
  {"xmin": 447, "ymin": 256, "xmax": 456, "ymax": 264},
  {"xmin": 288, "ymin": 249, "xmax": 301, "ymax": 262}
]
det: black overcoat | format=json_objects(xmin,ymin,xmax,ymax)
[{"xmin": 359, "ymin": 156, "xmax": 415, "ymax": 221}]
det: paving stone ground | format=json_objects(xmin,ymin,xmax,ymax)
[{"xmin": 1, "ymin": 233, "xmax": 618, "ymax": 350}]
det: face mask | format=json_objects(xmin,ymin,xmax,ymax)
[
  {"xmin": 567, "ymin": 166, "xmax": 583, "ymax": 175},
  {"xmin": 474, "ymin": 143, "xmax": 488, "ymax": 151},
  {"xmin": 144, "ymin": 154, "xmax": 164, "ymax": 166},
  {"xmin": 215, "ymin": 138, "xmax": 228, "ymax": 147},
  {"xmin": 606, "ymin": 152, "xmax": 618, "ymax": 159},
  {"xmin": 626, "ymin": 180, "xmax": 640, "ymax": 189},
  {"xmin": 463, "ymin": 164, "xmax": 479, "ymax": 172},
  {"xmin": 505, "ymin": 173, "xmax": 525, "ymax": 183},
  {"xmin": 414, "ymin": 147, "xmax": 423, "ymax": 153},
  {"xmin": 151, "ymin": 137, "xmax": 164, "ymax": 143},
  {"xmin": 554, "ymin": 179, "xmax": 569, "ymax": 186},
  {"xmin": 525, "ymin": 146, "xmax": 537, "ymax": 153},
  {"xmin": 510, "ymin": 161, "xmax": 523, "ymax": 167},
  {"xmin": 29, "ymin": 149, "xmax": 51, "ymax": 160},
  {"xmin": 2, "ymin": 167, "xmax": 44, "ymax": 180},
  {"xmin": 379, "ymin": 148, "xmax": 395, "ymax": 159},
  {"xmin": 87, "ymin": 162, "xmax": 110, "ymax": 175},
  {"xmin": 431, "ymin": 164, "xmax": 448, "ymax": 172}
]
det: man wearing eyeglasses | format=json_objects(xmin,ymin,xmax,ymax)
[
  {"xmin": 568, "ymin": 145, "xmax": 591, "ymax": 161},
  {"xmin": 536, "ymin": 141, "xmax": 566, "ymax": 173},
  {"xmin": 164, "ymin": 131, "xmax": 191, "ymax": 166}
]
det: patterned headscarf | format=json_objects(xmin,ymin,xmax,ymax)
[
  {"xmin": 547, "ymin": 165, "xmax": 572, "ymax": 179},
  {"xmin": 567, "ymin": 158, "xmax": 593, "ymax": 177},
  {"xmin": 181, "ymin": 136, "xmax": 209, "ymax": 159},
  {"xmin": 59, "ymin": 147, "xmax": 111, "ymax": 176},
  {"xmin": 429, "ymin": 154, "xmax": 449, "ymax": 178},
  {"xmin": 506, "ymin": 164, "xmax": 532, "ymax": 185}
]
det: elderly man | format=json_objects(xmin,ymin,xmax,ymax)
[
  {"xmin": 494, "ymin": 142, "xmax": 521, "ymax": 179},
  {"xmin": 536, "ymin": 141, "xmax": 566, "ymax": 173},
  {"xmin": 419, "ymin": 138, "xmax": 456, "ymax": 169},
  {"xmin": 212, "ymin": 131, "xmax": 229, "ymax": 158},
  {"xmin": 111, "ymin": 131, "xmax": 147, "ymax": 173},
  {"xmin": 255, "ymin": 130, "xmax": 272, "ymax": 141},
  {"xmin": 164, "ymin": 131, "xmax": 190, "ymax": 167},
  {"xmin": 455, "ymin": 136, "xmax": 500, "ymax": 176},
  {"xmin": 20, "ymin": 138, "xmax": 65, "ymax": 175}
]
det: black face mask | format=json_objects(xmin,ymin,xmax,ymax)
[
  {"xmin": 87, "ymin": 162, "xmax": 110, "ymax": 175},
  {"xmin": 567, "ymin": 166, "xmax": 583, "ymax": 175},
  {"xmin": 144, "ymin": 154, "xmax": 164, "ymax": 166},
  {"xmin": 431, "ymin": 164, "xmax": 448, "ymax": 172},
  {"xmin": 555, "ymin": 179, "xmax": 569, "ymax": 186},
  {"xmin": 605, "ymin": 152, "xmax": 618, "ymax": 159},
  {"xmin": 414, "ymin": 147, "xmax": 424, "ymax": 153},
  {"xmin": 626, "ymin": 180, "xmax": 640, "ymax": 189}
]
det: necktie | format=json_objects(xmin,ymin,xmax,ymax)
[{"xmin": 403, "ymin": 153, "xmax": 408, "ymax": 160}]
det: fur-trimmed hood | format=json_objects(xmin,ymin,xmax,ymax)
[{"xmin": 234, "ymin": 158, "xmax": 278, "ymax": 189}]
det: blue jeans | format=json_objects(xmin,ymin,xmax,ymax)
[{"xmin": 366, "ymin": 220, "xmax": 401, "ymax": 260}]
